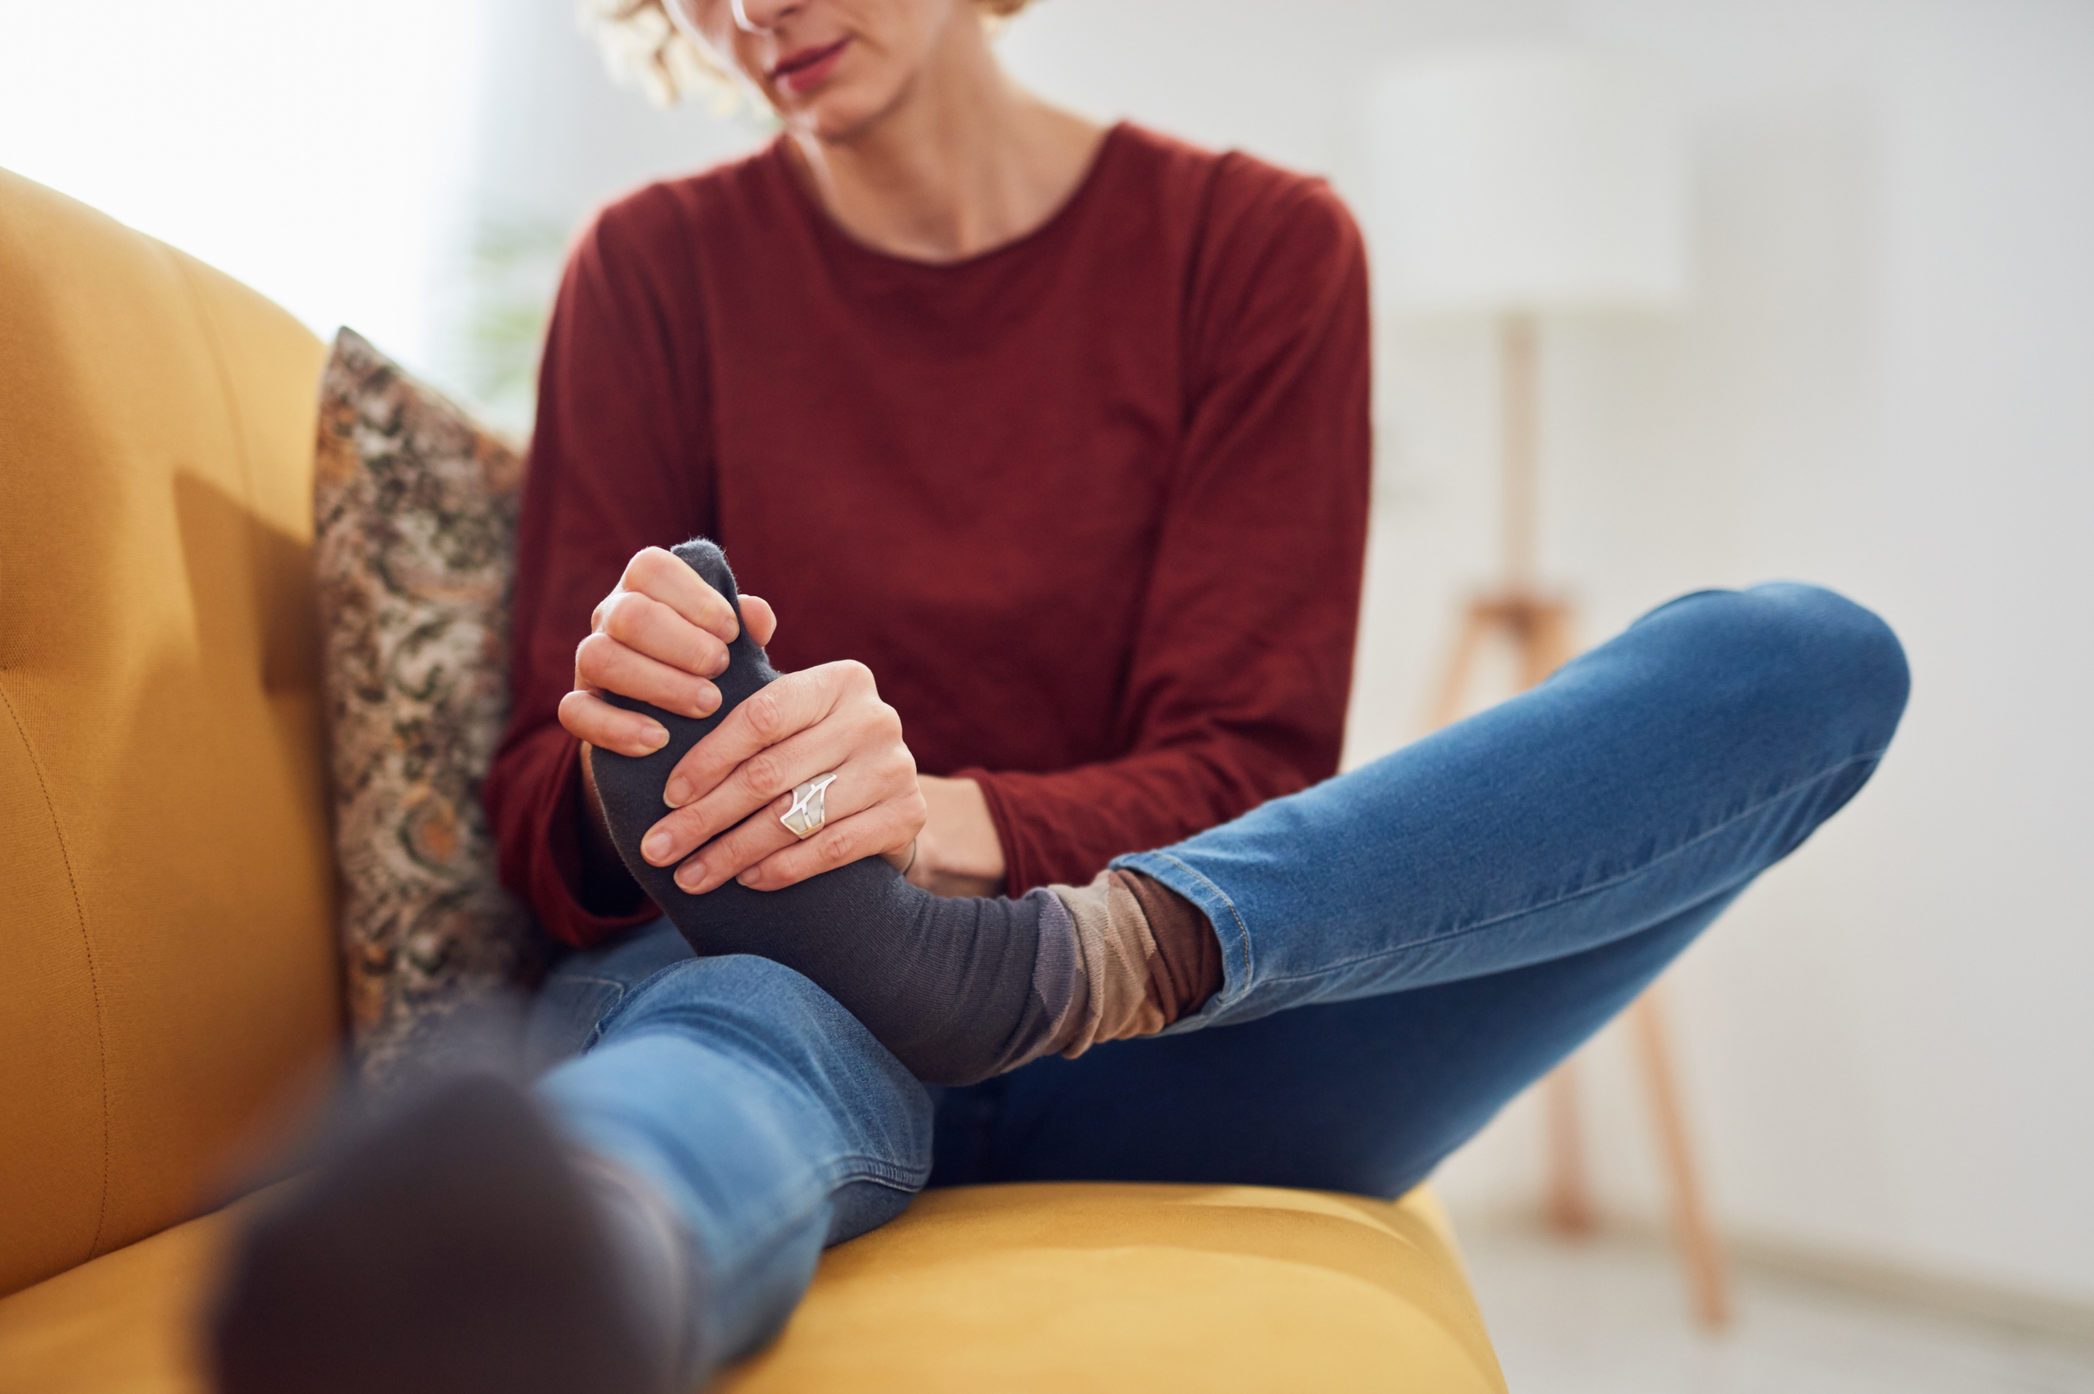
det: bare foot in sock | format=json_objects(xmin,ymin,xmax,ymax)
[
  {"xmin": 590, "ymin": 539, "xmax": 1220, "ymax": 1086},
  {"xmin": 207, "ymin": 1073, "xmax": 693, "ymax": 1394}
]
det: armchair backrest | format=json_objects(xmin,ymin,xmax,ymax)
[{"xmin": 0, "ymin": 168, "xmax": 343, "ymax": 1294}]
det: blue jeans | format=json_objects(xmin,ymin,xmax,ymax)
[{"xmin": 526, "ymin": 581, "xmax": 1908, "ymax": 1382}]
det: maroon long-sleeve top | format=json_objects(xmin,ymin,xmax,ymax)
[{"xmin": 484, "ymin": 118, "xmax": 1374, "ymax": 951}]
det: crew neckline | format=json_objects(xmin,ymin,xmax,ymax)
[{"xmin": 771, "ymin": 118, "xmax": 1131, "ymax": 273}]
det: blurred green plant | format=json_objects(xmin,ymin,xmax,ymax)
[
  {"xmin": 433, "ymin": 110, "xmax": 775, "ymax": 439},
  {"xmin": 434, "ymin": 215, "xmax": 570, "ymax": 439}
]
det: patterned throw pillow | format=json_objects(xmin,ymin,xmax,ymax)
[{"xmin": 313, "ymin": 327, "xmax": 543, "ymax": 1087}]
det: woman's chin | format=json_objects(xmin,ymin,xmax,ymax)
[{"xmin": 778, "ymin": 86, "xmax": 894, "ymax": 143}]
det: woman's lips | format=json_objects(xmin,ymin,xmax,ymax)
[{"xmin": 775, "ymin": 38, "xmax": 849, "ymax": 94}]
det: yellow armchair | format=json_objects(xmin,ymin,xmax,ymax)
[{"xmin": 0, "ymin": 166, "xmax": 1505, "ymax": 1393}]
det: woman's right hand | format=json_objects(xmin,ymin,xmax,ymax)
[{"xmin": 560, "ymin": 545, "xmax": 777, "ymax": 758}]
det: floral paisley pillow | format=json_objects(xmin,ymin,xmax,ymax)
[{"xmin": 313, "ymin": 327, "xmax": 542, "ymax": 1087}]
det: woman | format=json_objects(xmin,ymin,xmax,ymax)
[{"xmin": 207, "ymin": 3, "xmax": 1910, "ymax": 1392}]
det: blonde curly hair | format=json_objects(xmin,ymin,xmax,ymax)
[{"xmin": 580, "ymin": 0, "xmax": 1035, "ymax": 111}]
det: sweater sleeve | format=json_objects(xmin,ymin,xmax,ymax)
[
  {"xmin": 951, "ymin": 175, "xmax": 1374, "ymax": 893},
  {"xmin": 483, "ymin": 190, "xmax": 711, "ymax": 949}
]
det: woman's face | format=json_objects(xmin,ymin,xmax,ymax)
[{"xmin": 669, "ymin": 0, "xmax": 963, "ymax": 137}]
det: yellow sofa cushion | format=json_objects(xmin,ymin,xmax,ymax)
[{"xmin": 0, "ymin": 1182, "xmax": 1505, "ymax": 1393}]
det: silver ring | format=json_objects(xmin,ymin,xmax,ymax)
[{"xmin": 779, "ymin": 772, "xmax": 839, "ymax": 840}]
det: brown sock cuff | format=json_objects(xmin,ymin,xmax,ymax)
[
  {"xmin": 1042, "ymin": 867, "xmax": 1226, "ymax": 1060},
  {"xmin": 1117, "ymin": 869, "xmax": 1222, "ymax": 1026}
]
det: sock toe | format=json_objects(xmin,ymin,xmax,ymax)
[{"xmin": 207, "ymin": 1073, "xmax": 683, "ymax": 1394}]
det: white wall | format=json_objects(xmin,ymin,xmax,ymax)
[
  {"xmin": 0, "ymin": 2, "xmax": 485, "ymax": 367},
  {"xmin": 459, "ymin": 0, "xmax": 2094, "ymax": 1306},
  {"xmin": 1365, "ymin": 0, "xmax": 2094, "ymax": 1309},
  {"xmin": 1008, "ymin": 0, "xmax": 2094, "ymax": 1307}
]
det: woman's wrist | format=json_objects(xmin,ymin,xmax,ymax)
[{"xmin": 913, "ymin": 774, "xmax": 1006, "ymax": 896}]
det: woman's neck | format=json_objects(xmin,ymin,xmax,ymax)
[{"xmin": 779, "ymin": 24, "xmax": 1106, "ymax": 265}]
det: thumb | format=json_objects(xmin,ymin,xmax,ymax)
[{"xmin": 737, "ymin": 593, "xmax": 778, "ymax": 649}]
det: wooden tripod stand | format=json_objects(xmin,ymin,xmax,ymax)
[{"xmin": 1427, "ymin": 316, "xmax": 1731, "ymax": 1329}]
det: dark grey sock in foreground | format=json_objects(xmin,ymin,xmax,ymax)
[
  {"xmin": 592, "ymin": 538, "xmax": 1058, "ymax": 1087},
  {"xmin": 207, "ymin": 1072, "xmax": 685, "ymax": 1394}
]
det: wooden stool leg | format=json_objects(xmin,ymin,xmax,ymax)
[
  {"xmin": 1430, "ymin": 592, "xmax": 1732, "ymax": 1330},
  {"xmin": 1429, "ymin": 601, "xmax": 1497, "ymax": 730},
  {"xmin": 1544, "ymin": 1063, "xmax": 1596, "ymax": 1233},
  {"xmin": 1522, "ymin": 600, "xmax": 1599, "ymax": 1236},
  {"xmin": 1633, "ymin": 990, "xmax": 1732, "ymax": 1329},
  {"xmin": 1520, "ymin": 597, "xmax": 1577, "ymax": 690}
]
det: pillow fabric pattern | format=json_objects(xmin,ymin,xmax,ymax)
[{"xmin": 313, "ymin": 326, "xmax": 541, "ymax": 1087}]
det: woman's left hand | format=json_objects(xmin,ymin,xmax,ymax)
[{"xmin": 636, "ymin": 658, "xmax": 927, "ymax": 895}]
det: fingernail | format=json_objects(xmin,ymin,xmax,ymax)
[
  {"xmin": 664, "ymin": 779, "xmax": 690, "ymax": 807},
  {"xmin": 642, "ymin": 831, "xmax": 673, "ymax": 864},
  {"xmin": 641, "ymin": 723, "xmax": 670, "ymax": 752},
  {"xmin": 735, "ymin": 870, "xmax": 760, "ymax": 888},
  {"xmin": 677, "ymin": 861, "xmax": 707, "ymax": 892}
]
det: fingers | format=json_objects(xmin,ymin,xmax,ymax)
[
  {"xmin": 639, "ymin": 712, "xmax": 856, "ymax": 875},
  {"xmin": 738, "ymin": 593, "xmax": 778, "ymax": 649},
  {"xmin": 561, "ymin": 548, "xmax": 771, "ymax": 764},
  {"xmin": 742, "ymin": 792, "xmax": 925, "ymax": 891},
  {"xmin": 572, "ymin": 548, "xmax": 741, "ymax": 726},
  {"xmin": 559, "ymin": 690, "xmax": 670, "ymax": 758},
  {"xmin": 574, "ymin": 631, "xmax": 722, "ymax": 722},
  {"xmin": 661, "ymin": 665, "xmax": 851, "ymax": 810},
  {"xmin": 622, "ymin": 546, "xmax": 739, "ymax": 644},
  {"xmin": 597, "ymin": 589, "xmax": 732, "ymax": 680},
  {"xmin": 628, "ymin": 658, "xmax": 918, "ymax": 895},
  {"xmin": 659, "ymin": 752, "xmax": 922, "ymax": 896}
]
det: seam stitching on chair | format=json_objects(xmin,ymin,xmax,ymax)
[
  {"xmin": 1256, "ymin": 747, "xmax": 1890, "ymax": 989},
  {"xmin": 0, "ymin": 680, "xmax": 112, "ymax": 1261}
]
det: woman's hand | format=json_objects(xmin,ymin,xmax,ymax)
[
  {"xmin": 559, "ymin": 546, "xmax": 776, "ymax": 757},
  {"xmin": 636, "ymin": 658, "xmax": 928, "ymax": 895}
]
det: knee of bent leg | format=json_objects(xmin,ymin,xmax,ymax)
[
  {"xmin": 1691, "ymin": 581, "xmax": 1911, "ymax": 760},
  {"xmin": 615, "ymin": 953, "xmax": 933, "ymax": 1128},
  {"xmin": 618, "ymin": 954, "xmax": 888, "ymax": 1063}
]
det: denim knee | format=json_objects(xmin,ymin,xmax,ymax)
[
  {"xmin": 613, "ymin": 953, "xmax": 882, "ymax": 1052},
  {"xmin": 1753, "ymin": 582, "xmax": 1908, "ymax": 754},
  {"xmin": 1652, "ymin": 581, "xmax": 1911, "ymax": 762},
  {"xmin": 617, "ymin": 955, "xmax": 927, "ymax": 1097}
]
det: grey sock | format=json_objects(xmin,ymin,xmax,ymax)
[{"xmin": 207, "ymin": 1073, "xmax": 683, "ymax": 1394}]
